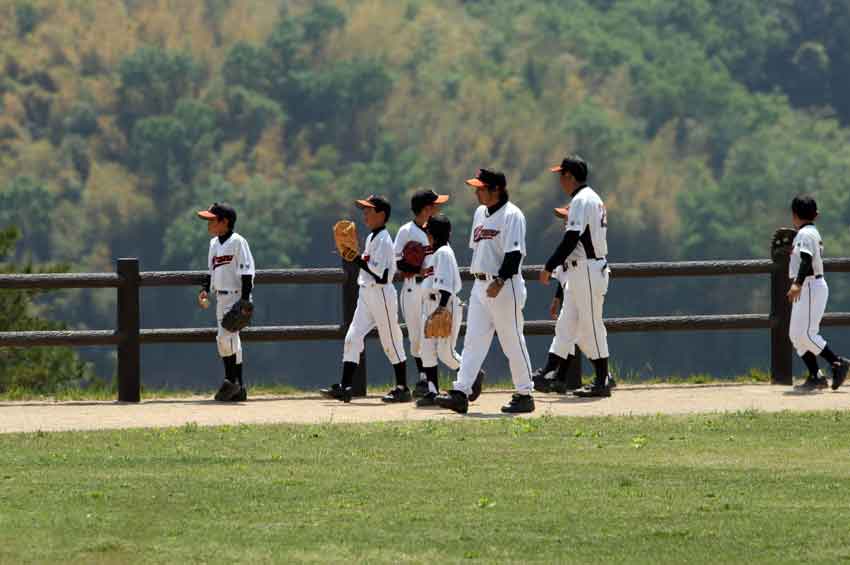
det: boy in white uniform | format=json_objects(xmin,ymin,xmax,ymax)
[
  {"xmin": 415, "ymin": 214, "xmax": 464, "ymax": 407},
  {"xmin": 394, "ymin": 189, "xmax": 449, "ymax": 397},
  {"xmin": 321, "ymin": 195, "xmax": 410, "ymax": 403},
  {"xmin": 786, "ymin": 195, "xmax": 849, "ymax": 391},
  {"xmin": 436, "ymin": 169, "xmax": 535, "ymax": 414},
  {"xmin": 197, "ymin": 202, "xmax": 256, "ymax": 402}
]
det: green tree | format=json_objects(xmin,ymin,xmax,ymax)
[{"xmin": 0, "ymin": 226, "xmax": 94, "ymax": 393}]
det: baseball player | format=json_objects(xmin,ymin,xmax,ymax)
[
  {"xmin": 540, "ymin": 155, "xmax": 614, "ymax": 398},
  {"xmin": 321, "ymin": 195, "xmax": 410, "ymax": 403},
  {"xmin": 394, "ymin": 189, "xmax": 449, "ymax": 398},
  {"xmin": 786, "ymin": 195, "xmax": 849, "ymax": 391},
  {"xmin": 533, "ymin": 206, "xmax": 619, "ymax": 394},
  {"xmin": 197, "ymin": 202, "xmax": 255, "ymax": 402},
  {"xmin": 436, "ymin": 168, "xmax": 535, "ymax": 414},
  {"xmin": 416, "ymin": 214, "xmax": 464, "ymax": 407}
]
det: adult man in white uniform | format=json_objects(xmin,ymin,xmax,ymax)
[
  {"xmin": 436, "ymin": 169, "xmax": 535, "ymax": 414},
  {"xmin": 540, "ymin": 155, "xmax": 614, "ymax": 398}
]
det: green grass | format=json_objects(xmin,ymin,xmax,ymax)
[{"xmin": 2, "ymin": 412, "xmax": 850, "ymax": 563}]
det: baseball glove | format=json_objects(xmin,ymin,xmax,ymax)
[
  {"xmin": 771, "ymin": 227, "xmax": 797, "ymax": 259},
  {"xmin": 333, "ymin": 220, "xmax": 360, "ymax": 262},
  {"xmin": 402, "ymin": 241, "xmax": 426, "ymax": 270},
  {"xmin": 221, "ymin": 299, "xmax": 254, "ymax": 333},
  {"xmin": 424, "ymin": 306, "xmax": 452, "ymax": 338}
]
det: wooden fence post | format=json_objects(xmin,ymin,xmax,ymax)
[
  {"xmin": 770, "ymin": 229, "xmax": 794, "ymax": 385},
  {"xmin": 116, "ymin": 258, "xmax": 141, "ymax": 402},
  {"xmin": 341, "ymin": 260, "xmax": 367, "ymax": 396}
]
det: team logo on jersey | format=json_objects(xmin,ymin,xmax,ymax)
[
  {"xmin": 212, "ymin": 255, "xmax": 234, "ymax": 269},
  {"xmin": 473, "ymin": 226, "xmax": 500, "ymax": 242}
]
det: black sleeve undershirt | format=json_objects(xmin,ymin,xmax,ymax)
[
  {"xmin": 241, "ymin": 274, "xmax": 253, "ymax": 300},
  {"xmin": 545, "ymin": 231, "xmax": 580, "ymax": 272},
  {"xmin": 794, "ymin": 252, "xmax": 814, "ymax": 285},
  {"xmin": 354, "ymin": 257, "xmax": 389, "ymax": 284},
  {"xmin": 498, "ymin": 251, "xmax": 523, "ymax": 280},
  {"xmin": 555, "ymin": 283, "xmax": 564, "ymax": 301},
  {"xmin": 201, "ymin": 274, "xmax": 211, "ymax": 294},
  {"xmin": 439, "ymin": 290, "xmax": 451, "ymax": 307}
]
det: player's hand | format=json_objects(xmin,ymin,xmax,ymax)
[
  {"xmin": 787, "ymin": 283, "xmax": 802, "ymax": 303},
  {"xmin": 549, "ymin": 298, "xmax": 561, "ymax": 320},
  {"xmin": 539, "ymin": 269, "xmax": 551, "ymax": 285},
  {"xmin": 486, "ymin": 278, "xmax": 504, "ymax": 298},
  {"xmin": 198, "ymin": 290, "xmax": 210, "ymax": 309}
]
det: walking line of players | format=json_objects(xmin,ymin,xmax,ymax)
[{"xmin": 196, "ymin": 154, "xmax": 849, "ymax": 411}]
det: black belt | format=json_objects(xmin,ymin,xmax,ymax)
[
  {"xmin": 216, "ymin": 290, "xmax": 239, "ymax": 295},
  {"xmin": 816, "ymin": 274, "xmax": 823, "ymax": 279},
  {"xmin": 472, "ymin": 273, "xmax": 493, "ymax": 281}
]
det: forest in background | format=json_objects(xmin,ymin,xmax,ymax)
[{"xmin": 2, "ymin": 0, "xmax": 850, "ymax": 390}]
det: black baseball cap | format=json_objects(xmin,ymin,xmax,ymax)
[
  {"xmin": 411, "ymin": 189, "xmax": 449, "ymax": 212},
  {"xmin": 197, "ymin": 202, "xmax": 237, "ymax": 225},
  {"xmin": 550, "ymin": 155, "xmax": 589, "ymax": 182},
  {"xmin": 465, "ymin": 168, "xmax": 507, "ymax": 189},
  {"xmin": 356, "ymin": 194, "xmax": 392, "ymax": 217}
]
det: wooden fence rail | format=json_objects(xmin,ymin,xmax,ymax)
[{"xmin": 2, "ymin": 233, "xmax": 850, "ymax": 401}]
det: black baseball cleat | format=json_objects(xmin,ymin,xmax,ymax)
[
  {"xmin": 416, "ymin": 391, "xmax": 438, "ymax": 407},
  {"xmin": 436, "ymin": 390, "xmax": 469, "ymax": 414},
  {"xmin": 382, "ymin": 387, "xmax": 412, "ymax": 403},
  {"xmin": 535, "ymin": 377, "xmax": 573, "ymax": 394},
  {"xmin": 794, "ymin": 374, "xmax": 829, "ymax": 392},
  {"xmin": 831, "ymin": 358, "xmax": 850, "ymax": 390},
  {"xmin": 532, "ymin": 368, "xmax": 556, "ymax": 392},
  {"xmin": 214, "ymin": 379, "xmax": 241, "ymax": 401},
  {"xmin": 320, "ymin": 383, "xmax": 352, "ymax": 402},
  {"xmin": 469, "ymin": 369, "xmax": 486, "ymax": 402},
  {"xmin": 607, "ymin": 374, "xmax": 618, "ymax": 389},
  {"xmin": 413, "ymin": 379, "xmax": 430, "ymax": 399},
  {"xmin": 231, "ymin": 387, "xmax": 247, "ymax": 402},
  {"xmin": 501, "ymin": 393, "xmax": 535, "ymax": 414},
  {"xmin": 574, "ymin": 378, "xmax": 612, "ymax": 398}
]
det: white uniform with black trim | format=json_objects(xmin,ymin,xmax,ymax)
[
  {"xmin": 344, "ymin": 227, "xmax": 406, "ymax": 365},
  {"xmin": 393, "ymin": 221, "xmax": 431, "ymax": 361},
  {"xmin": 208, "ymin": 233, "xmax": 255, "ymax": 363},
  {"xmin": 788, "ymin": 224, "xmax": 828, "ymax": 356},
  {"xmin": 452, "ymin": 201, "xmax": 534, "ymax": 395},
  {"xmin": 561, "ymin": 186, "xmax": 610, "ymax": 361},
  {"xmin": 420, "ymin": 244, "xmax": 463, "ymax": 371}
]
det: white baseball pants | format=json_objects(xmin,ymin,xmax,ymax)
[
  {"xmin": 400, "ymin": 281, "xmax": 426, "ymax": 359},
  {"xmin": 789, "ymin": 277, "xmax": 829, "ymax": 356},
  {"xmin": 344, "ymin": 284, "xmax": 406, "ymax": 365},
  {"xmin": 419, "ymin": 292, "xmax": 462, "ymax": 370},
  {"xmin": 215, "ymin": 290, "xmax": 243, "ymax": 363},
  {"xmin": 453, "ymin": 277, "xmax": 533, "ymax": 395},
  {"xmin": 562, "ymin": 259, "xmax": 610, "ymax": 361}
]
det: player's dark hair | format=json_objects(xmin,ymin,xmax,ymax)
[
  {"xmin": 791, "ymin": 195, "xmax": 818, "ymax": 221},
  {"xmin": 559, "ymin": 155, "xmax": 589, "ymax": 183},
  {"xmin": 427, "ymin": 214, "xmax": 451, "ymax": 246}
]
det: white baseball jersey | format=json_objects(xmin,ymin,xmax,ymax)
[
  {"xmin": 468, "ymin": 202, "xmax": 527, "ymax": 275},
  {"xmin": 208, "ymin": 233, "xmax": 255, "ymax": 292},
  {"xmin": 789, "ymin": 224, "xmax": 824, "ymax": 279},
  {"xmin": 358, "ymin": 228, "xmax": 396, "ymax": 287},
  {"xmin": 565, "ymin": 186, "xmax": 608, "ymax": 261},
  {"xmin": 422, "ymin": 245, "xmax": 462, "ymax": 295},
  {"xmin": 394, "ymin": 221, "xmax": 431, "ymax": 281}
]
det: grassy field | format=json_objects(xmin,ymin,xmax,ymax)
[{"xmin": 1, "ymin": 411, "xmax": 849, "ymax": 564}]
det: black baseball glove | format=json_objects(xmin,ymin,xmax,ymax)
[{"xmin": 221, "ymin": 299, "xmax": 254, "ymax": 333}]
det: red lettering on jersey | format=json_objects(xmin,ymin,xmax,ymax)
[
  {"xmin": 212, "ymin": 255, "xmax": 234, "ymax": 270},
  {"xmin": 473, "ymin": 226, "xmax": 500, "ymax": 242},
  {"xmin": 423, "ymin": 266, "xmax": 435, "ymax": 278}
]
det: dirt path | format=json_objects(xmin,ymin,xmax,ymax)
[{"xmin": 1, "ymin": 384, "xmax": 848, "ymax": 434}]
